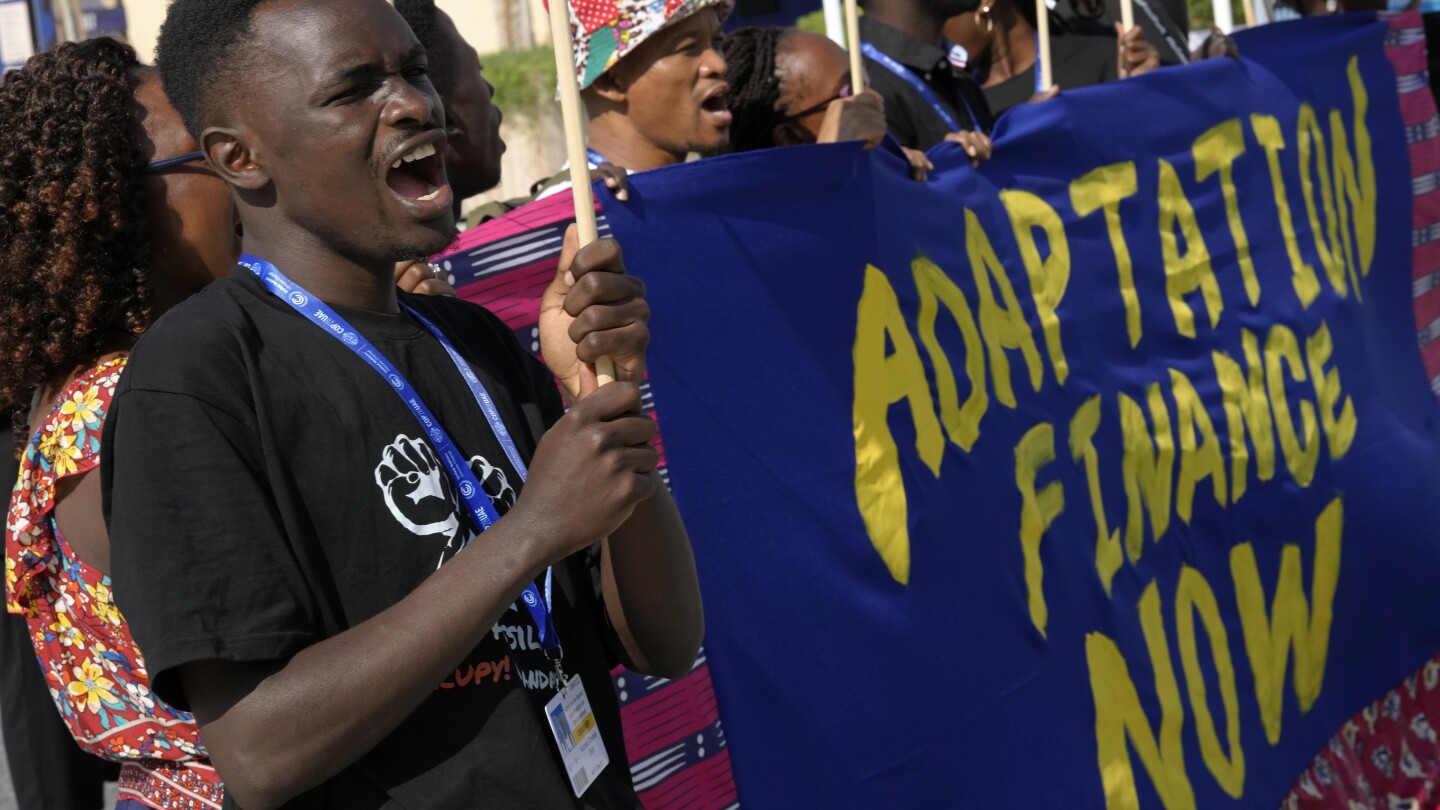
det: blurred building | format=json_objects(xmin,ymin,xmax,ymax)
[{"xmin": 1, "ymin": 0, "xmax": 554, "ymax": 65}]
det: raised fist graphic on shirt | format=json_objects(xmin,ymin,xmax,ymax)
[
  {"xmin": 374, "ymin": 435, "xmax": 518, "ymax": 568},
  {"xmin": 374, "ymin": 435, "xmax": 463, "ymax": 549},
  {"xmin": 469, "ymin": 453, "xmax": 516, "ymax": 513}
]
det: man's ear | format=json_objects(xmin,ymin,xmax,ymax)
[
  {"xmin": 201, "ymin": 126, "xmax": 269, "ymax": 191},
  {"xmin": 772, "ymin": 121, "xmax": 815, "ymax": 148},
  {"xmin": 587, "ymin": 70, "xmax": 628, "ymax": 104}
]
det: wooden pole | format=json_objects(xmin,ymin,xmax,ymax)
[
  {"xmin": 844, "ymin": 0, "xmax": 865, "ymax": 93},
  {"xmin": 504, "ymin": 0, "xmax": 516, "ymax": 52},
  {"xmin": 1035, "ymin": 0, "xmax": 1051, "ymax": 91},
  {"xmin": 546, "ymin": 0, "xmax": 617, "ymax": 386},
  {"xmin": 1240, "ymin": 0, "xmax": 1255, "ymax": 28},
  {"xmin": 52, "ymin": 0, "xmax": 77, "ymax": 43},
  {"xmin": 1118, "ymin": 0, "xmax": 1133, "ymax": 77}
]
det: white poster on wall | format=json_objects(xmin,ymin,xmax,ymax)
[{"xmin": 0, "ymin": 0, "xmax": 35, "ymax": 73}]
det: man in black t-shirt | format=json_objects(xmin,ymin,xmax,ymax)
[
  {"xmin": 858, "ymin": 0, "xmax": 996, "ymax": 154},
  {"xmin": 100, "ymin": 1, "xmax": 705, "ymax": 808},
  {"xmin": 1053, "ymin": 0, "xmax": 1190, "ymax": 66}
]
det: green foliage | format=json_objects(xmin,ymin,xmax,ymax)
[
  {"xmin": 794, "ymin": 7, "xmax": 863, "ymax": 35},
  {"xmin": 796, "ymin": 8, "xmax": 828, "ymax": 34},
  {"xmin": 1188, "ymin": 0, "xmax": 1249, "ymax": 31},
  {"xmin": 480, "ymin": 47, "xmax": 558, "ymax": 120}
]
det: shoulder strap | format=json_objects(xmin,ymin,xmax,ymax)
[{"xmin": 30, "ymin": 356, "xmax": 128, "ymax": 479}]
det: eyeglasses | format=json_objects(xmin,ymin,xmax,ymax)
[
  {"xmin": 144, "ymin": 150, "xmax": 205, "ymax": 174},
  {"xmin": 779, "ymin": 84, "xmax": 852, "ymax": 124}
]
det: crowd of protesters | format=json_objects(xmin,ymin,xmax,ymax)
[{"xmin": 0, "ymin": 0, "xmax": 1429, "ymax": 806}]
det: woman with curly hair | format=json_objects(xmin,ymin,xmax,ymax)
[{"xmin": 1, "ymin": 37, "xmax": 236, "ymax": 810}]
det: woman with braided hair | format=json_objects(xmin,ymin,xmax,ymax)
[
  {"xmin": 723, "ymin": 26, "xmax": 967, "ymax": 177},
  {"xmin": 0, "ymin": 37, "xmax": 236, "ymax": 809}
]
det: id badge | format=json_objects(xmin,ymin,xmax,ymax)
[{"xmin": 544, "ymin": 676, "xmax": 610, "ymax": 797}]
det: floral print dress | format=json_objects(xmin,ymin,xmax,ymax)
[
  {"xmin": 5, "ymin": 357, "xmax": 224, "ymax": 809},
  {"xmin": 1285, "ymin": 653, "xmax": 1440, "ymax": 809}
]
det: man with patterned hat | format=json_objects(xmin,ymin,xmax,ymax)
[{"xmin": 553, "ymin": 0, "xmax": 734, "ymax": 179}]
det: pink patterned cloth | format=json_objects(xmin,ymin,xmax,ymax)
[
  {"xmin": 1284, "ymin": 10, "xmax": 1440, "ymax": 808},
  {"xmin": 439, "ymin": 193, "xmax": 740, "ymax": 810}
]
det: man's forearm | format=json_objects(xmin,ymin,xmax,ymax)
[
  {"xmin": 186, "ymin": 517, "xmax": 554, "ymax": 810},
  {"xmin": 601, "ymin": 473, "xmax": 704, "ymax": 679}
]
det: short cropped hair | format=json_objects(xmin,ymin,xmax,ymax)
[
  {"xmin": 156, "ymin": 0, "xmax": 272, "ymax": 138},
  {"xmin": 395, "ymin": 0, "xmax": 456, "ymax": 97}
]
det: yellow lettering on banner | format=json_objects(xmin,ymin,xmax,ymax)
[
  {"xmin": 1296, "ymin": 103, "xmax": 1348, "ymax": 298},
  {"xmin": 968, "ymin": 209, "xmax": 1045, "ymax": 407},
  {"xmin": 1017, "ymin": 423, "xmax": 1065, "ymax": 636},
  {"xmin": 1252, "ymin": 114, "xmax": 1323, "ymax": 309},
  {"xmin": 1003, "ymin": 190, "xmax": 1072, "ymax": 385},
  {"xmin": 1212, "ymin": 330, "xmax": 1277, "ymax": 504},
  {"xmin": 913, "ymin": 257, "xmax": 989, "ymax": 452},
  {"xmin": 1305, "ymin": 322, "xmax": 1358, "ymax": 461},
  {"xmin": 1193, "ymin": 120, "xmax": 1261, "ymax": 307},
  {"xmin": 1330, "ymin": 57, "xmax": 1377, "ymax": 288},
  {"xmin": 1230, "ymin": 498, "xmax": 1343, "ymax": 744},
  {"xmin": 1158, "ymin": 159, "xmax": 1224, "ymax": 338},
  {"xmin": 1071, "ymin": 162, "xmax": 1143, "ymax": 348},
  {"xmin": 1169, "ymin": 370, "xmax": 1229, "ymax": 523},
  {"xmin": 852, "ymin": 265, "xmax": 945, "ymax": 584},
  {"xmin": 1120, "ymin": 385, "xmax": 1175, "ymax": 563},
  {"xmin": 1265, "ymin": 325, "xmax": 1320, "ymax": 488},
  {"xmin": 1175, "ymin": 568, "xmax": 1245, "ymax": 798},
  {"xmin": 1087, "ymin": 584, "xmax": 1196, "ymax": 810},
  {"xmin": 1071, "ymin": 396, "xmax": 1123, "ymax": 596}
]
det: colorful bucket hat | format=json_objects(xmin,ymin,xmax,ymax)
[{"xmin": 561, "ymin": 0, "xmax": 734, "ymax": 89}]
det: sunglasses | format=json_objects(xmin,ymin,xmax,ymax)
[
  {"xmin": 780, "ymin": 84, "xmax": 853, "ymax": 124},
  {"xmin": 144, "ymin": 150, "xmax": 205, "ymax": 174}
]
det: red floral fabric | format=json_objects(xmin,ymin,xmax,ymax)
[
  {"xmin": 5, "ymin": 357, "xmax": 223, "ymax": 809},
  {"xmin": 1285, "ymin": 655, "xmax": 1440, "ymax": 809},
  {"xmin": 1284, "ymin": 10, "xmax": 1440, "ymax": 808}
]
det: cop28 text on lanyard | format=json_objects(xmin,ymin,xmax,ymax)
[
  {"xmin": 859, "ymin": 41, "xmax": 978, "ymax": 133},
  {"xmin": 237, "ymin": 254, "xmax": 560, "ymax": 652}
]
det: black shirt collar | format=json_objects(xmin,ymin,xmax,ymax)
[{"xmin": 858, "ymin": 16, "xmax": 948, "ymax": 73}]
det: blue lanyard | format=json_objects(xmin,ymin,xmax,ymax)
[
  {"xmin": 237, "ymin": 254, "xmax": 560, "ymax": 651},
  {"xmin": 860, "ymin": 41, "xmax": 977, "ymax": 133},
  {"xmin": 586, "ymin": 149, "xmax": 607, "ymax": 167}
]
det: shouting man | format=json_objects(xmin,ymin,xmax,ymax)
[
  {"xmin": 102, "ymin": 0, "xmax": 704, "ymax": 808},
  {"xmin": 560, "ymin": 0, "xmax": 733, "ymax": 182}
]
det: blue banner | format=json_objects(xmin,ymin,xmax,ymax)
[{"xmin": 599, "ymin": 14, "xmax": 1440, "ymax": 809}]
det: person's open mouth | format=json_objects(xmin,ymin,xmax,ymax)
[
  {"xmin": 700, "ymin": 85, "xmax": 732, "ymax": 127},
  {"xmin": 385, "ymin": 135, "xmax": 453, "ymax": 216}
]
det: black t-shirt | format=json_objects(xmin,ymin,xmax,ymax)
[
  {"xmin": 859, "ymin": 17, "xmax": 996, "ymax": 150},
  {"xmin": 1054, "ymin": 0, "xmax": 1191, "ymax": 65},
  {"xmin": 982, "ymin": 26, "xmax": 1120, "ymax": 117},
  {"xmin": 101, "ymin": 268, "xmax": 638, "ymax": 810}
]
